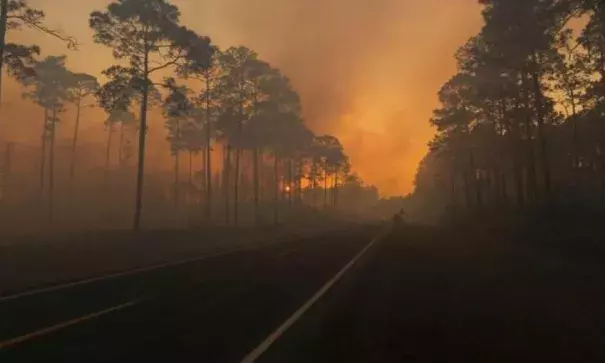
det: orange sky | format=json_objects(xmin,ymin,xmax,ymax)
[{"xmin": 4, "ymin": 0, "xmax": 484, "ymax": 196}]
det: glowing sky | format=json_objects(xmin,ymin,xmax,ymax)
[{"xmin": 8, "ymin": 0, "xmax": 484, "ymax": 195}]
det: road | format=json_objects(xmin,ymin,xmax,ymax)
[
  {"xmin": 2, "ymin": 225, "xmax": 605, "ymax": 362},
  {"xmin": 0, "ymin": 225, "xmax": 380, "ymax": 362}
]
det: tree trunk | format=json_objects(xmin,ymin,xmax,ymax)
[
  {"xmin": 224, "ymin": 145, "xmax": 231, "ymax": 226},
  {"xmin": 188, "ymin": 149, "xmax": 193, "ymax": 204},
  {"xmin": 133, "ymin": 66, "xmax": 150, "ymax": 231},
  {"xmin": 510, "ymin": 102, "xmax": 525, "ymax": 206},
  {"xmin": 333, "ymin": 166, "xmax": 339, "ymax": 207},
  {"xmin": 274, "ymin": 153, "xmax": 279, "ymax": 226},
  {"xmin": 522, "ymin": 72, "xmax": 538, "ymax": 202},
  {"xmin": 531, "ymin": 53, "xmax": 552, "ymax": 199},
  {"xmin": 0, "ymin": 0, "xmax": 8, "ymax": 106},
  {"xmin": 205, "ymin": 73, "xmax": 213, "ymax": 223},
  {"xmin": 259, "ymin": 152, "xmax": 264, "ymax": 203},
  {"xmin": 69, "ymin": 95, "xmax": 81, "ymax": 191},
  {"xmin": 48, "ymin": 107, "xmax": 57, "ymax": 227},
  {"xmin": 569, "ymin": 88, "xmax": 580, "ymax": 189},
  {"xmin": 253, "ymin": 148, "xmax": 260, "ymax": 225},
  {"xmin": 118, "ymin": 122, "xmax": 125, "ymax": 167},
  {"xmin": 234, "ymin": 146, "xmax": 241, "ymax": 226},
  {"xmin": 450, "ymin": 170, "xmax": 457, "ymax": 218},
  {"xmin": 104, "ymin": 126, "xmax": 114, "ymax": 193},
  {"xmin": 311, "ymin": 161, "xmax": 317, "ymax": 208},
  {"xmin": 324, "ymin": 160, "xmax": 328, "ymax": 209},
  {"xmin": 597, "ymin": 49, "xmax": 605, "ymax": 193},
  {"xmin": 173, "ymin": 150, "xmax": 180, "ymax": 209},
  {"xmin": 40, "ymin": 108, "xmax": 48, "ymax": 199},
  {"xmin": 297, "ymin": 159, "xmax": 303, "ymax": 204},
  {"xmin": 469, "ymin": 149, "xmax": 482, "ymax": 208},
  {"xmin": 288, "ymin": 158, "xmax": 293, "ymax": 208},
  {"xmin": 463, "ymin": 170, "xmax": 471, "ymax": 211}
]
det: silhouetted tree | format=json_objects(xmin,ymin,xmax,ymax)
[
  {"xmin": 418, "ymin": 0, "xmax": 605, "ymax": 218},
  {"xmin": 0, "ymin": 0, "xmax": 76, "ymax": 104},
  {"xmin": 163, "ymin": 78, "xmax": 194, "ymax": 208},
  {"xmin": 67, "ymin": 72, "xmax": 98, "ymax": 189},
  {"xmin": 90, "ymin": 0, "xmax": 213, "ymax": 231},
  {"xmin": 20, "ymin": 55, "xmax": 72, "ymax": 225}
]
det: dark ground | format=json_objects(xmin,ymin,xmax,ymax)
[{"xmin": 1, "ymin": 224, "xmax": 605, "ymax": 362}]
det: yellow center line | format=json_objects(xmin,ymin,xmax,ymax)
[{"xmin": 0, "ymin": 300, "xmax": 142, "ymax": 350}]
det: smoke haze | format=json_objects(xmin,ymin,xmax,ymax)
[{"xmin": 6, "ymin": 0, "xmax": 483, "ymax": 195}]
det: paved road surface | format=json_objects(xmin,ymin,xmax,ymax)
[
  {"xmin": 0, "ymin": 225, "xmax": 379, "ymax": 362},
  {"xmin": 2, "ymin": 225, "xmax": 605, "ymax": 362},
  {"xmin": 258, "ymin": 227, "xmax": 605, "ymax": 362}
]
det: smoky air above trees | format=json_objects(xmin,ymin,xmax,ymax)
[
  {"xmin": 0, "ymin": 0, "xmax": 388, "ymax": 233},
  {"xmin": 2, "ymin": 0, "xmax": 483, "ymax": 196},
  {"xmin": 183, "ymin": 0, "xmax": 484, "ymax": 195}
]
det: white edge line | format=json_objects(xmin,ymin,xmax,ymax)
[
  {"xmin": 0, "ymin": 245, "xmax": 263, "ymax": 303},
  {"xmin": 0, "ymin": 299, "xmax": 141, "ymax": 350},
  {"xmin": 240, "ymin": 231, "xmax": 386, "ymax": 363}
]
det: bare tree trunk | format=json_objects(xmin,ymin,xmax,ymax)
[
  {"xmin": 69, "ymin": 95, "xmax": 81, "ymax": 191},
  {"xmin": 188, "ymin": 149, "xmax": 193, "ymax": 204},
  {"xmin": 333, "ymin": 166, "xmax": 340, "ymax": 207},
  {"xmin": 597, "ymin": 49, "xmax": 605, "ymax": 193},
  {"xmin": 531, "ymin": 53, "xmax": 552, "ymax": 199},
  {"xmin": 311, "ymin": 161, "xmax": 317, "ymax": 208},
  {"xmin": 224, "ymin": 145, "xmax": 231, "ymax": 226},
  {"xmin": 510, "ymin": 102, "xmax": 525, "ymax": 206},
  {"xmin": 465, "ymin": 123, "xmax": 481, "ymax": 209},
  {"xmin": 40, "ymin": 109, "xmax": 48, "ymax": 199},
  {"xmin": 463, "ymin": 171, "xmax": 471, "ymax": 211},
  {"xmin": 259, "ymin": 152, "xmax": 264, "ymax": 203},
  {"xmin": 0, "ymin": 0, "xmax": 8, "ymax": 106},
  {"xmin": 253, "ymin": 148, "xmax": 260, "ymax": 225},
  {"xmin": 104, "ymin": 126, "xmax": 114, "ymax": 192},
  {"xmin": 324, "ymin": 160, "xmax": 328, "ymax": 209},
  {"xmin": 288, "ymin": 158, "xmax": 293, "ymax": 209},
  {"xmin": 118, "ymin": 122, "xmax": 125, "ymax": 167},
  {"xmin": 205, "ymin": 73, "xmax": 213, "ymax": 223},
  {"xmin": 234, "ymin": 146, "xmax": 241, "ymax": 226},
  {"xmin": 568, "ymin": 87, "xmax": 580, "ymax": 189},
  {"xmin": 133, "ymin": 61, "xmax": 150, "ymax": 232},
  {"xmin": 522, "ymin": 72, "xmax": 538, "ymax": 202},
  {"xmin": 173, "ymin": 120, "xmax": 180, "ymax": 209},
  {"xmin": 449, "ymin": 170, "xmax": 457, "ymax": 218},
  {"xmin": 296, "ymin": 159, "xmax": 303, "ymax": 204},
  {"xmin": 173, "ymin": 150, "xmax": 180, "ymax": 209},
  {"xmin": 274, "ymin": 153, "xmax": 279, "ymax": 226},
  {"xmin": 48, "ymin": 107, "xmax": 57, "ymax": 227}
]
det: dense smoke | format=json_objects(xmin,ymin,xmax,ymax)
[
  {"xmin": 7, "ymin": 0, "xmax": 483, "ymax": 195},
  {"xmin": 196, "ymin": 0, "xmax": 483, "ymax": 194}
]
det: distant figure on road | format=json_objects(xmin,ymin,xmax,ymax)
[{"xmin": 392, "ymin": 209, "xmax": 406, "ymax": 228}]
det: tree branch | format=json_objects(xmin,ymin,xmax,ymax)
[
  {"xmin": 24, "ymin": 20, "xmax": 78, "ymax": 49},
  {"xmin": 147, "ymin": 50, "xmax": 184, "ymax": 74}
]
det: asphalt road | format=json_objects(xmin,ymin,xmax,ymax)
[
  {"xmin": 0, "ymin": 225, "xmax": 380, "ymax": 362},
  {"xmin": 2, "ymin": 225, "xmax": 605, "ymax": 363},
  {"xmin": 258, "ymin": 226, "xmax": 605, "ymax": 362}
]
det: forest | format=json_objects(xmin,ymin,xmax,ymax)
[
  {"xmin": 411, "ymin": 0, "xmax": 605, "ymax": 224},
  {"xmin": 0, "ymin": 0, "xmax": 380, "ymax": 233}
]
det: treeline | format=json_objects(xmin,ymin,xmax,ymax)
[
  {"xmin": 0, "ymin": 0, "xmax": 376, "ymax": 231},
  {"xmin": 414, "ymin": 0, "xmax": 605, "ymax": 220}
]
